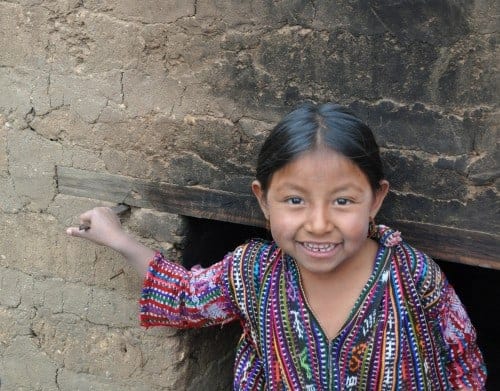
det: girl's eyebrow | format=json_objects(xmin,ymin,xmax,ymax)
[
  {"xmin": 331, "ymin": 183, "xmax": 366, "ymax": 193},
  {"xmin": 274, "ymin": 182, "xmax": 306, "ymax": 191},
  {"xmin": 273, "ymin": 182, "xmax": 313, "ymax": 194}
]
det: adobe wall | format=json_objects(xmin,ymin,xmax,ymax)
[{"xmin": 0, "ymin": 1, "xmax": 497, "ymax": 390}]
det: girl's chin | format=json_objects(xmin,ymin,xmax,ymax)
[{"xmin": 296, "ymin": 260, "xmax": 342, "ymax": 277}]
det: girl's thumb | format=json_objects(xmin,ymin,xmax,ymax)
[{"xmin": 66, "ymin": 227, "xmax": 85, "ymax": 237}]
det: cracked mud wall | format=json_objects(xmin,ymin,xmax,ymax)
[{"xmin": 0, "ymin": 1, "xmax": 498, "ymax": 390}]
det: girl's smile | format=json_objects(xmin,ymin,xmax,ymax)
[
  {"xmin": 300, "ymin": 241, "xmax": 337, "ymax": 254},
  {"xmin": 252, "ymin": 148, "xmax": 389, "ymax": 279}
]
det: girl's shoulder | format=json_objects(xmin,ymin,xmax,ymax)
[
  {"xmin": 226, "ymin": 238, "xmax": 282, "ymax": 314},
  {"xmin": 377, "ymin": 225, "xmax": 445, "ymax": 298},
  {"xmin": 376, "ymin": 225, "xmax": 434, "ymax": 269},
  {"xmin": 230, "ymin": 237, "xmax": 281, "ymax": 271},
  {"xmin": 227, "ymin": 238, "xmax": 284, "ymax": 290}
]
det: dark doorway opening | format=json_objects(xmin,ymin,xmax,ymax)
[
  {"xmin": 180, "ymin": 217, "xmax": 497, "ymax": 389},
  {"xmin": 180, "ymin": 216, "xmax": 272, "ymax": 269}
]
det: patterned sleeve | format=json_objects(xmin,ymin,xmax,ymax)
[
  {"xmin": 140, "ymin": 251, "xmax": 242, "ymax": 328},
  {"xmin": 413, "ymin": 252, "xmax": 488, "ymax": 390},
  {"xmin": 437, "ymin": 278, "xmax": 487, "ymax": 389}
]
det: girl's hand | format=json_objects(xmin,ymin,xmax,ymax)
[
  {"xmin": 66, "ymin": 206, "xmax": 127, "ymax": 250},
  {"xmin": 66, "ymin": 206, "xmax": 155, "ymax": 276}
]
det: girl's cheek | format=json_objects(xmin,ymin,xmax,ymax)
[{"xmin": 340, "ymin": 214, "xmax": 369, "ymax": 232}]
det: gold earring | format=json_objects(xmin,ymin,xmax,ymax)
[
  {"xmin": 368, "ymin": 217, "xmax": 377, "ymax": 238},
  {"xmin": 265, "ymin": 218, "xmax": 270, "ymax": 231}
]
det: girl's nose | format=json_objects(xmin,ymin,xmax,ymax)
[{"xmin": 304, "ymin": 205, "xmax": 334, "ymax": 235}]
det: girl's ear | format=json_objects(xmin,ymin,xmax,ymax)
[
  {"xmin": 251, "ymin": 180, "xmax": 269, "ymax": 220},
  {"xmin": 370, "ymin": 179, "xmax": 390, "ymax": 218}
]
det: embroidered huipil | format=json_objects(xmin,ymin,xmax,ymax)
[{"xmin": 140, "ymin": 226, "xmax": 487, "ymax": 390}]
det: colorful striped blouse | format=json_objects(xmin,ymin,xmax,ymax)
[{"xmin": 140, "ymin": 226, "xmax": 487, "ymax": 390}]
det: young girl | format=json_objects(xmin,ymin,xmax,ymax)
[{"xmin": 67, "ymin": 102, "xmax": 487, "ymax": 390}]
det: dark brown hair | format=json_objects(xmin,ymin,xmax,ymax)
[{"xmin": 255, "ymin": 102, "xmax": 384, "ymax": 193}]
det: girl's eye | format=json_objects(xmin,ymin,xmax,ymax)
[
  {"xmin": 335, "ymin": 198, "xmax": 351, "ymax": 206},
  {"xmin": 286, "ymin": 197, "xmax": 303, "ymax": 205}
]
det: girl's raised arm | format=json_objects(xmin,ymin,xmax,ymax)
[{"xmin": 66, "ymin": 206, "xmax": 242, "ymax": 328}]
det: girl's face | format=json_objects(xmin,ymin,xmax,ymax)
[{"xmin": 252, "ymin": 148, "xmax": 389, "ymax": 278}]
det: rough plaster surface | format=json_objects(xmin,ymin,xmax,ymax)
[{"xmin": 0, "ymin": 0, "xmax": 498, "ymax": 389}]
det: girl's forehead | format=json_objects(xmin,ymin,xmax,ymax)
[
  {"xmin": 284, "ymin": 148, "xmax": 358, "ymax": 172},
  {"xmin": 270, "ymin": 149, "xmax": 369, "ymax": 188}
]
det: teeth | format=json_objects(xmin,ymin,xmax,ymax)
[{"xmin": 302, "ymin": 242, "xmax": 336, "ymax": 252}]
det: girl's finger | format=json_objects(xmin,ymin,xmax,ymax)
[
  {"xmin": 78, "ymin": 223, "xmax": 91, "ymax": 231},
  {"xmin": 77, "ymin": 207, "xmax": 111, "ymax": 230},
  {"xmin": 78, "ymin": 209, "xmax": 95, "ymax": 222},
  {"xmin": 78, "ymin": 215, "xmax": 92, "ymax": 231},
  {"xmin": 66, "ymin": 208, "xmax": 99, "ymax": 237},
  {"xmin": 66, "ymin": 226, "xmax": 86, "ymax": 237}
]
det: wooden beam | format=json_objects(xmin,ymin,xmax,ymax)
[
  {"xmin": 56, "ymin": 166, "xmax": 265, "ymax": 227},
  {"xmin": 390, "ymin": 220, "xmax": 499, "ymax": 269},
  {"xmin": 56, "ymin": 166, "xmax": 500, "ymax": 269}
]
